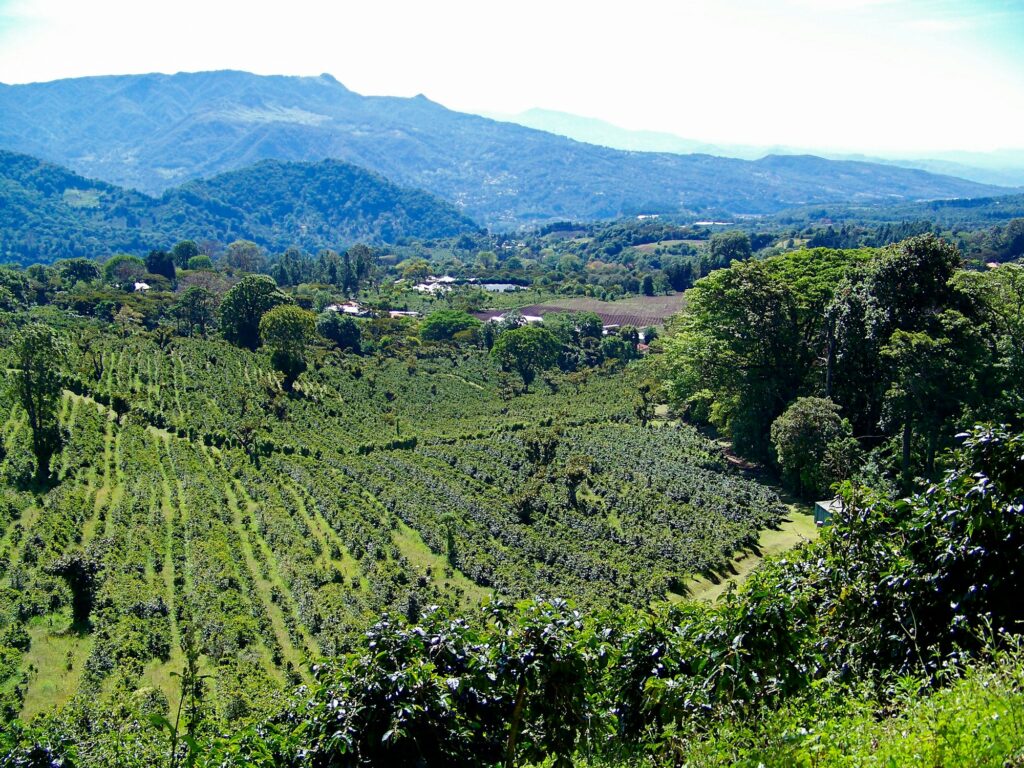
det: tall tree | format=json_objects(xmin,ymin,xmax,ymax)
[
  {"xmin": 218, "ymin": 275, "xmax": 289, "ymax": 350},
  {"xmin": 103, "ymin": 253, "xmax": 146, "ymax": 287},
  {"xmin": 55, "ymin": 258, "xmax": 100, "ymax": 286},
  {"xmin": 420, "ymin": 310, "xmax": 481, "ymax": 342},
  {"xmin": 174, "ymin": 286, "xmax": 217, "ymax": 337},
  {"xmin": 491, "ymin": 326, "xmax": 561, "ymax": 392},
  {"xmin": 260, "ymin": 304, "xmax": 317, "ymax": 391},
  {"xmin": 706, "ymin": 230, "xmax": 752, "ymax": 268},
  {"xmin": 770, "ymin": 396, "xmax": 858, "ymax": 499},
  {"xmin": 317, "ymin": 312, "xmax": 361, "ymax": 353},
  {"xmin": 171, "ymin": 240, "xmax": 201, "ymax": 268},
  {"xmin": 146, "ymin": 249, "xmax": 176, "ymax": 281},
  {"xmin": 665, "ymin": 259, "xmax": 804, "ymax": 459},
  {"xmin": 224, "ymin": 239, "xmax": 267, "ymax": 273},
  {"xmin": 13, "ymin": 325, "xmax": 66, "ymax": 483}
]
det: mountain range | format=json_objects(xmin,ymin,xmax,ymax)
[
  {"xmin": 0, "ymin": 150, "xmax": 476, "ymax": 264},
  {"xmin": 0, "ymin": 70, "xmax": 1010, "ymax": 228},
  {"xmin": 489, "ymin": 108, "xmax": 1024, "ymax": 189}
]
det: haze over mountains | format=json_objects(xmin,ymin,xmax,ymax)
[
  {"xmin": 0, "ymin": 70, "xmax": 1011, "ymax": 229},
  {"xmin": 491, "ymin": 108, "xmax": 1024, "ymax": 189}
]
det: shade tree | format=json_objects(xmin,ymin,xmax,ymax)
[
  {"xmin": 260, "ymin": 304, "xmax": 317, "ymax": 390},
  {"xmin": 218, "ymin": 275, "xmax": 290, "ymax": 350},
  {"xmin": 491, "ymin": 326, "xmax": 561, "ymax": 392}
]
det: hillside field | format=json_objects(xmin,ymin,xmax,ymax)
[
  {"xmin": 478, "ymin": 292, "xmax": 687, "ymax": 327},
  {"xmin": 0, "ymin": 318, "xmax": 783, "ymax": 724}
]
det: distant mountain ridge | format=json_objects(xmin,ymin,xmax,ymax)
[
  {"xmin": 0, "ymin": 70, "xmax": 1009, "ymax": 228},
  {"xmin": 0, "ymin": 150, "xmax": 477, "ymax": 264},
  {"xmin": 491, "ymin": 107, "xmax": 1024, "ymax": 188}
]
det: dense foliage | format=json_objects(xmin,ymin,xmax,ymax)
[
  {"xmin": 0, "ymin": 151, "xmax": 477, "ymax": 263},
  {"xmin": 665, "ymin": 237, "xmax": 1021, "ymax": 491},
  {"xmin": 1, "ymin": 228, "xmax": 1022, "ymax": 766},
  {"xmin": 0, "ymin": 280, "xmax": 783, "ymax": 753}
]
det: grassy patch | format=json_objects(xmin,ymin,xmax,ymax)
[
  {"xmin": 20, "ymin": 615, "xmax": 93, "ymax": 719},
  {"xmin": 683, "ymin": 508, "xmax": 818, "ymax": 603},
  {"xmin": 391, "ymin": 520, "xmax": 491, "ymax": 608}
]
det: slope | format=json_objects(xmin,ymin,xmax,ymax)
[
  {"xmin": 0, "ymin": 150, "xmax": 478, "ymax": 263},
  {"xmin": 0, "ymin": 70, "xmax": 1008, "ymax": 227}
]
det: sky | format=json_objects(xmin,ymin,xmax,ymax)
[{"xmin": 0, "ymin": 0, "xmax": 1022, "ymax": 154}]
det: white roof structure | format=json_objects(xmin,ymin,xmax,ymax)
[{"xmin": 327, "ymin": 302, "xmax": 369, "ymax": 316}]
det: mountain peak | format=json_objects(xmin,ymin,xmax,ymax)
[{"xmin": 0, "ymin": 71, "xmax": 1006, "ymax": 227}]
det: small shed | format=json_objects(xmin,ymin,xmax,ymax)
[{"xmin": 814, "ymin": 497, "xmax": 841, "ymax": 526}]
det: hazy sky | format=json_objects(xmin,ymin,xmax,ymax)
[{"xmin": 1, "ymin": 0, "xmax": 1022, "ymax": 154}]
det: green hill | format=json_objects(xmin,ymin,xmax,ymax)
[{"xmin": 0, "ymin": 150, "xmax": 478, "ymax": 263}]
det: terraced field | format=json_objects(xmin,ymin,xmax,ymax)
[{"xmin": 0, "ymin": 322, "xmax": 783, "ymax": 725}]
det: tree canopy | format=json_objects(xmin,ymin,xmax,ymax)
[
  {"xmin": 491, "ymin": 326, "xmax": 561, "ymax": 391},
  {"xmin": 260, "ymin": 304, "xmax": 317, "ymax": 390},
  {"xmin": 420, "ymin": 310, "xmax": 481, "ymax": 342},
  {"xmin": 12, "ymin": 324, "xmax": 66, "ymax": 483},
  {"xmin": 218, "ymin": 274, "xmax": 290, "ymax": 350}
]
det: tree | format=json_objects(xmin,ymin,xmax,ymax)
[
  {"xmin": 641, "ymin": 274, "xmax": 655, "ymax": 296},
  {"xmin": 103, "ymin": 253, "xmax": 146, "ymax": 287},
  {"xmin": 224, "ymin": 240, "xmax": 267, "ymax": 273},
  {"xmin": 491, "ymin": 326, "xmax": 561, "ymax": 392},
  {"xmin": 173, "ymin": 286, "xmax": 217, "ymax": 337},
  {"xmin": 272, "ymin": 247, "xmax": 309, "ymax": 287},
  {"xmin": 476, "ymin": 250, "xmax": 498, "ymax": 270},
  {"xmin": 348, "ymin": 243, "xmax": 376, "ymax": 288},
  {"xmin": 399, "ymin": 258, "xmax": 430, "ymax": 282},
  {"xmin": 260, "ymin": 304, "xmax": 317, "ymax": 390},
  {"xmin": 146, "ymin": 250, "xmax": 176, "ymax": 281},
  {"xmin": 665, "ymin": 259, "xmax": 804, "ymax": 459},
  {"xmin": 55, "ymin": 258, "xmax": 100, "ymax": 286},
  {"xmin": 563, "ymin": 454, "xmax": 595, "ymax": 510},
  {"xmin": 706, "ymin": 230, "xmax": 752, "ymax": 268},
  {"xmin": 46, "ymin": 552, "xmax": 100, "ymax": 625},
  {"xmin": 171, "ymin": 240, "xmax": 201, "ymax": 268},
  {"xmin": 218, "ymin": 275, "xmax": 289, "ymax": 350},
  {"xmin": 187, "ymin": 254, "xmax": 214, "ymax": 270},
  {"xmin": 770, "ymin": 397, "xmax": 857, "ymax": 499},
  {"xmin": 12, "ymin": 325, "xmax": 66, "ymax": 483},
  {"xmin": 880, "ymin": 310, "xmax": 987, "ymax": 491},
  {"xmin": 827, "ymin": 234, "xmax": 976, "ymax": 475},
  {"xmin": 420, "ymin": 310, "xmax": 481, "ymax": 342},
  {"xmin": 317, "ymin": 311, "xmax": 361, "ymax": 353}
]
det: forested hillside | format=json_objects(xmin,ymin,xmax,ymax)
[
  {"xmin": 0, "ymin": 71, "xmax": 1007, "ymax": 226},
  {"xmin": 0, "ymin": 151, "xmax": 477, "ymax": 263}
]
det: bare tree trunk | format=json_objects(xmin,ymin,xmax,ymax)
[
  {"xmin": 504, "ymin": 680, "xmax": 528, "ymax": 768},
  {"xmin": 901, "ymin": 419, "xmax": 913, "ymax": 494}
]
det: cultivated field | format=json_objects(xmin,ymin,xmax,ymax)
[
  {"xmin": 484, "ymin": 292, "xmax": 687, "ymax": 327},
  {"xmin": 0, "ymin": 323, "xmax": 780, "ymax": 724}
]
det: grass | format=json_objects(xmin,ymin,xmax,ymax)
[
  {"xmin": 492, "ymin": 293, "xmax": 686, "ymax": 327},
  {"xmin": 391, "ymin": 520, "xmax": 492, "ymax": 608},
  {"xmin": 19, "ymin": 614, "xmax": 93, "ymax": 719},
  {"xmin": 683, "ymin": 507, "xmax": 818, "ymax": 603}
]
